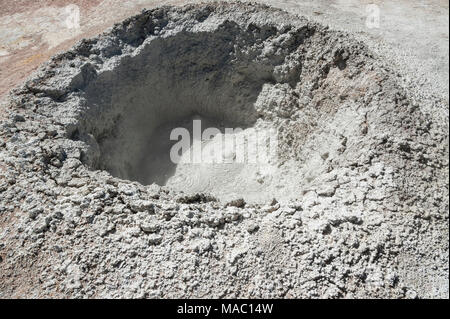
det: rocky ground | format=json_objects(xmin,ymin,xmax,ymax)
[{"xmin": 0, "ymin": 2, "xmax": 448, "ymax": 298}]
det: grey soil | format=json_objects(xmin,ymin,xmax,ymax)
[{"xmin": 0, "ymin": 2, "xmax": 448, "ymax": 298}]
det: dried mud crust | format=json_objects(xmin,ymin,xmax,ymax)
[{"xmin": 0, "ymin": 2, "xmax": 448, "ymax": 298}]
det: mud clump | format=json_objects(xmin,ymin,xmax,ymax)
[{"xmin": 0, "ymin": 2, "xmax": 448, "ymax": 298}]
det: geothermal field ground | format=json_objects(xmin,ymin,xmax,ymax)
[{"xmin": 0, "ymin": 1, "xmax": 448, "ymax": 299}]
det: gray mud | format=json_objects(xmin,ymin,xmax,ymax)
[{"xmin": 0, "ymin": 2, "xmax": 448, "ymax": 298}]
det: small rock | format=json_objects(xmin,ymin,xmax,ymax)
[
  {"xmin": 226, "ymin": 198, "xmax": 246, "ymax": 208},
  {"xmin": 148, "ymin": 234, "xmax": 163, "ymax": 245},
  {"xmin": 130, "ymin": 200, "xmax": 155, "ymax": 213},
  {"xmin": 29, "ymin": 208, "xmax": 43, "ymax": 220},
  {"xmin": 317, "ymin": 182, "xmax": 338, "ymax": 197},
  {"xmin": 177, "ymin": 193, "xmax": 216, "ymax": 204},
  {"xmin": 140, "ymin": 222, "xmax": 160, "ymax": 234},
  {"xmin": 12, "ymin": 114, "xmax": 25, "ymax": 122},
  {"xmin": 246, "ymin": 223, "xmax": 259, "ymax": 233}
]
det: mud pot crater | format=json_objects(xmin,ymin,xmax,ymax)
[
  {"xmin": 12, "ymin": 2, "xmax": 403, "ymax": 203},
  {"xmin": 1, "ymin": 2, "xmax": 448, "ymax": 298}
]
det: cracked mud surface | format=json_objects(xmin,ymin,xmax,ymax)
[{"xmin": 0, "ymin": 2, "xmax": 448, "ymax": 298}]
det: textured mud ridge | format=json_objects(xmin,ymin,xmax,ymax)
[{"xmin": 0, "ymin": 3, "xmax": 448, "ymax": 298}]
